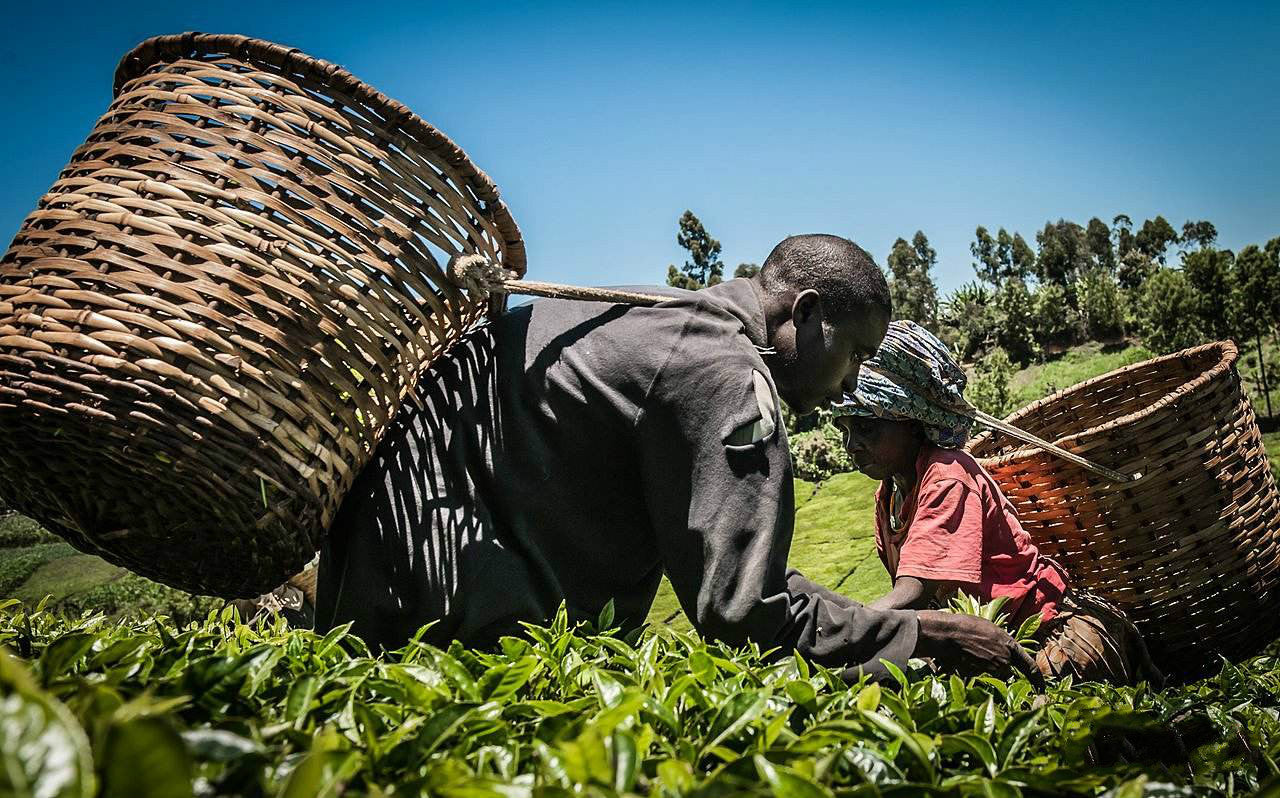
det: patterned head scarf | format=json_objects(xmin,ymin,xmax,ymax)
[{"xmin": 831, "ymin": 320, "xmax": 975, "ymax": 448}]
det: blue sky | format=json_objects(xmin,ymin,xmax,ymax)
[{"xmin": 1, "ymin": 1, "xmax": 1276, "ymax": 292}]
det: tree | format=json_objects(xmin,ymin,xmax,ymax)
[
  {"xmin": 1117, "ymin": 250, "xmax": 1154, "ymax": 292},
  {"xmin": 1086, "ymin": 217, "xmax": 1115, "ymax": 273},
  {"xmin": 938, "ymin": 281, "xmax": 997, "ymax": 361},
  {"xmin": 1076, "ymin": 266, "xmax": 1126, "ymax": 341},
  {"xmin": 1035, "ymin": 220, "xmax": 1092, "ymax": 288},
  {"xmin": 733, "ymin": 263, "xmax": 760, "ymax": 279},
  {"xmin": 1235, "ymin": 243, "xmax": 1280, "ymax": 417},
  {"xmin": 1138, "ymin": 268, "xmax": 1204, "ymax": 354},
  {"xmin": 1031, "ymin": 281, "xmax": 1083, "ymax": 351},
  {"xmin": 886, "ymin": 231, "xmax": 940, "ymax": 331},
  {"xmin": 1112, "ymin": 214, "xmax": 1135, "ymax": 258},
  {"xmin": 666, "ymin": 210, "xmax": 723, "ymax": 290},
  {"xmin": 1008, "ymin": 231, "xmax": 1036, "ymax": 280},
  {"xmin": 968, "ymin": 348, "xmax": 1016, "ymax": 418},
  {"xmin": 971, "ymin": 226, "xmax": 998, "ymax": 284},
  {"xmin": 970, "ymin": 227, "xmax": 1033, "ymax": 284},
  {"xmin": 1181, "ymin": 247, "xmax": 1236, "ymax": 341},
  {"xmin": 1134, "ymin": 216, "xmax": 1178, "ymax": 264},
  {"xmin": 1180, "ymin": 219, "xmax": 1218, "ymax": 251},
  {"xmin": 994, "ymin": 278, "xmax": 1038, "ymax": 364}
]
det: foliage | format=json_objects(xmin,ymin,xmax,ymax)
[
  {"xmin": 789, "ymin": 419, "xmax": 853, "ymax": 482},
  {"xmin": 942, "ymin": 595, "xmax": 1042, "ymax": 651},
  {"xmin": 1005, "ymin": 342, "xmax": 1156, "ymax": 411},
  {"xmin": 1235, "ymin": 242, "xmax": 1280, "ymax": 417},
  {"xmin": 0, "ymin": 542, "xmax": 76, "ymax": 596},
  {"xmin": 733, "ymin": 263, "xmax": 760, "ymax": 279},
  {"xmin": 1086, "ymin": 217, "xmax": 1115, "ymax": 273},
  {"xmin": 970, "ymin": 227, "xmax": 1034, "ymax": 285},
  {"xmin": 53, "ymin": 574, "xmax": 221, "ymax": 628},
  {"xmin": 1265, "ymin": 431, "xmax": 1280, "ymax": 482},
  {"xmin": 993, "ymin": 279, "xmax": 1038, "ymax": 365},
  {"xmin": 1034, "ymin": 220, "xmax": 1092, "ymax": 288},
  {"xmin": 1138, "ymin": 269, "xmax": 1205, "ymax": 355},
  {"xmin": 3, "ymin": 603, "xmax": 1280, "ymax": 797},
  {"xmin": 1180, "ymin": 247, "xmax": 1237, "ymax": 341},
  {"xmin": 0, "ymin": 512, "xmax": 61, "ymax": 549},
  {"xmin": 939, "ymin": 281, "xmax": 997, "ymax": 362},
  {"xmin": 1076, "ymin": 267, "xmax": 1126, "ymax": 341},
  {"xmin": 968, "ymin": 348, "xmax": 1017, "ymax": 419},
  {"xmin": 667, "ymin": 210, "xmax": 723, "ymax": 290},
  {"xmin": 886, "ymin": 232, "xmax": 940, "ymax": 331},
  {"xmin": 1113, "ymin": 214, "xmax": 1136, "ymax": 259},
  {"xmin": 1117, "ymin": 250, "xmax": 1155, "ymax": 293},
  {"xmin": 1135, "ymin": 216, "xmax": 1179, "ymax": 264},
  {"xmin": 1180, "ymin": 220, "xmax": 1218, "ymax": 252},
  {"xmin": 1030, "ymin": 281, "xmax": 1083, "ymax": 351}
]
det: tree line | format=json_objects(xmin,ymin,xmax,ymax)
[{"xmin": 663, "ymin": 210, "xmax": 1280, "ymax": 419}]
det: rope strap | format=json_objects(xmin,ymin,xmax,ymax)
[{"xmin": 450, "ymin": 254, "xmax": 670, "ymax": 306}]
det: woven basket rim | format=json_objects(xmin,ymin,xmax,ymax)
[
  {"xmin": 113, "ymin": 32, "xmax": 527, "ymax": 280},
  {"xmin": 968, "ymin": 339, "xmax": 1240, "ymax": 466}
]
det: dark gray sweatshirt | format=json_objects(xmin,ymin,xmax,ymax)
[{"xmin": 315, "ymin": 279, "xmax": 917, "ymax": 674}]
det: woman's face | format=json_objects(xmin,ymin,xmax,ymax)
[{"xmin": 835, "ymin": 415, "xmax": 921, "ymax": 481}]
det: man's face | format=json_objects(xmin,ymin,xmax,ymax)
[{"xmin": 769, "ymin": 294, "xmax": 889, "ymax": 415}]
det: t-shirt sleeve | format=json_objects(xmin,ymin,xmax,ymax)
[
  {"xmin": 635, "ymin": 311, "xmax": 917, "ymax": 676},
  {"xmin": 895, "ymin": 478, "xmax": 984, "ymax": 585}
]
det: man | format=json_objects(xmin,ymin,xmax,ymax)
[{"xmin": 316, "ymin": 234, "xmax": 1035, "ymax": 680}]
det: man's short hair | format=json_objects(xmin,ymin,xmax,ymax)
[{"xmin": 759, "ymin": 234, "xmax": 891, "ymax": 319}]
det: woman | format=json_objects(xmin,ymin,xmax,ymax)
[{"xmin": 833, "ymin": 320, "xmax": 1162, "ymax": 686}]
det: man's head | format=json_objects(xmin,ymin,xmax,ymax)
[{"xmin": 751, "ymin": 234, "xmax": 891, "ymax": 414}]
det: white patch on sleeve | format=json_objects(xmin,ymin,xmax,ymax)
[{"xmin": 726, "ymin": 370, "xmax": 779, "ymax": 445}]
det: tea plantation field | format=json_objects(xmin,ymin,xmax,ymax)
[{"xmin": 4, "ymin": 601, "xmax": 1280, "ymax": 797}]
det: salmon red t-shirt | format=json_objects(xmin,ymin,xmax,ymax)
[{"xmin": 874, "ymin": 445, "xmax": 1068, "ymax": 623}]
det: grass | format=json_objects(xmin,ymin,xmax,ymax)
[
  {"xmin": 0, "ymin": 541, "xmax": 77, "ymax": 596},
  {"xmin": 1007, "ymin": 340, "xmax": 1155, "ymax": 409},
  {"xmin": 13, "ymin": 553, "xmax": 126, "ymax": 604}
]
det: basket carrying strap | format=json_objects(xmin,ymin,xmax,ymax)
[
  {"xmin": 450, "ymin": 256, "xmax": 1137, "ymax": 484},
  {"xmin": 450, "ymin": 254, "xmax": 671, "ymax": 307}
]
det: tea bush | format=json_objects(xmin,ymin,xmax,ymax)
[{"xmin": 2, "ymin": 602, "xmax": 1278, "ymax": 797}]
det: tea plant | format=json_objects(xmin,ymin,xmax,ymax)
[{"xmin": 1, "ymin": 600, "xmax": 1278, "ymax": 797}]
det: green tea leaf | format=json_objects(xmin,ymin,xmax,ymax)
[
  {"xmin": 754, "ymin": 755, "xmax": 835, "ymax": 798},
  {"xmin": 101, "ymin": 717, "xmax": 194, "ymax": 798},
  {"xmin": 0, "ymin": 680, "xmax": 95, "ymax": 798}
]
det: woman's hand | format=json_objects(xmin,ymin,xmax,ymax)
[
  {"xmin": 914, "ymin": 609, "xmax": 1044, "ymax": 688},
  {"xmin": 869, "ymin": 576, "xmax": 938, "ymax": 611}
]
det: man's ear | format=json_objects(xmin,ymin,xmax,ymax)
[{"xmin": 790, "ymin": 289, "xmax": 823, "ymax": 329}]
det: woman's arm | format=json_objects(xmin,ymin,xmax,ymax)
[{"xmin": 869, "ymin": 575, "xmax": 941, "ymax": 610}]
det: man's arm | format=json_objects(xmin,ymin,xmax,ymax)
[{"xmin": 635, "ymin": 332, "xmax": 919, "ymax": 673}]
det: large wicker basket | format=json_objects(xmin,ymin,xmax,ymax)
[
  {"xmin": 967, "ymin": 342, "xmax": 1280, "ymax": 677},
  {"xmin": 0, "ymin": 33, "xmax": 524, "ymax": 597}
]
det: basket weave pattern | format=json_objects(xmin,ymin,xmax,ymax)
[
  {"xmin": 967, "ymin": 342, "xmax": 1280, "ymax": 676},
  {"xmin": 0, "ymin": 33, "xmax": 524, "ymax": 596}
]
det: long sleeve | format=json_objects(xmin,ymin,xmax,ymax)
[{"xmin": 635, "ymin": 313, "xmax": 917, "ymax": 675}]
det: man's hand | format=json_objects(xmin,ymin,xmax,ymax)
[{"xmin": 914, "ymin": 610, "xmax": 1044, "ymax": 688}]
